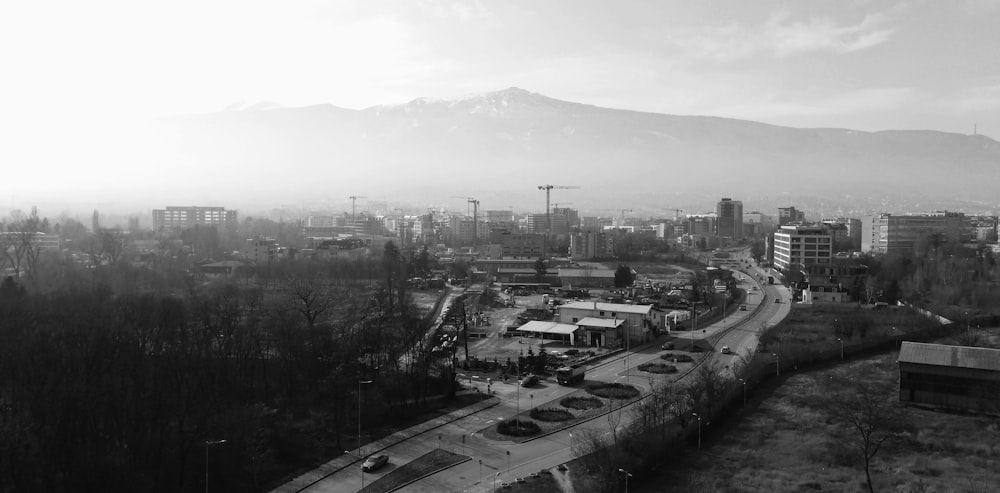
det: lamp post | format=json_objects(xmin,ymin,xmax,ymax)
[
  {"xmin": 358, "ymin": 379, "xmax": 373, "ymax": 491},
  {"xmin": 619, "ymin": 468, "xmax": 633, "ymax": 493},
  {"xmin": 205, "ymin": 439, "xmax": 226, "ymax": 493},
  {"xmin": 893, "ymin": 326, "xmax": 898, "ymax": 348},
  {"xmin": 506, "ymin": 450, "xmax": 510, "ymax": 476},
  {"xmin": 479, "ymin": 459, "xmax": 483, "ymax": 487},
  {"xmin": 530, "ymin": 394, "xmax": 534, "ymax": 412},
  {"xmin": 516, "ymin": 377, "xmax": 521, "ymax": 434},
  {"xmin": 773, "ymin": 353, "xmax": 780, "ymax": 376},
  {"xmin": 693, "ymin": 413, "xmax": 701, "ymax": 449},
  {"xmin": 837, "ymin": 338, "xmax": 843, "ymax": 360},
  {"xmin": 494, "ymin": 471, "xmax": 501, "ymax": 492},
  {"xmin": 739, "ymin": 378, "xmax": 746, "ymax": 407}
]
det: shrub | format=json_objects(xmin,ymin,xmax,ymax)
[
  {"xmin": 560, "ymin": 396, "xmax": 604, "ymax": 410},
  {"xmin": 585, "ymin": 382, "xmax": 640, "ymax": 400},
  {"xmin": 497, "ymin": 418, "xmax": 541, "ymax": 436},
  {"xmin": 638, "ymin": 362, "xmax": 678, "ymax": 374},
  {"xmin": 661, "ymin": 353, "xmax": 694, "ymax": 363},
  {"xmin": 530, "ymin": 408, "xmax": 573, "ymax": 422}
]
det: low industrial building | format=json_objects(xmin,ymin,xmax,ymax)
[{"xmin": 898, "ymin": 341, "xmax": 1000, "ymax": 413}]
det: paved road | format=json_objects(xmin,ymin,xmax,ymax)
[{"xmin": 294, "ymin": 251, "xmax": 792, "ymax": 493}]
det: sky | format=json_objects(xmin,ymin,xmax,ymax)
[{"xmin": 2, "ymin": 0, "xmax": 999, "ymax": 208}]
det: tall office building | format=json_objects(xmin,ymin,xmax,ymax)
[
  {"xmin": 716, "ymin": 198, "xmax": 743, "ymax": 239},
  {"xmin": 772, "ymin": 225, "xmax": 833, "ymax": 272}
]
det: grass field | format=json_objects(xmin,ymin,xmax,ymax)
[
  {"xmin": 360, "ymin": 449, "xmax": 468, "ymax": 493},
  {"xmin": 658, "ymin": 349, "xmax": 1000, "ymax": 492}
]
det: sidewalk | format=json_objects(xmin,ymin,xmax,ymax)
[{"xmin": 271, "ymin": 393, "xmax": 500, "ymax": 493}]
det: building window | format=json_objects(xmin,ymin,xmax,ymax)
[{"xmin": 599, "ymin": 311, "xmax": 605, "ymax": 316}]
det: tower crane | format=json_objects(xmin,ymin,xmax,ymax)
[
  {"xmin": 349, "ymin": 195, "xmax": 368, "ymax": 223},
  {"xmin": 450, "ymin": 196, "xmax": 480, "ymax": 246},
  {"xmin": 468, "ymin": 198, "xmax": 480, "ymax": 246},
  {"xmin": 537, "ymin": 184, "xmax": 580, "ymax": 237},
  {"xmin": 663, "ymin": 208, "xmax": 684, "ymax": 221}
]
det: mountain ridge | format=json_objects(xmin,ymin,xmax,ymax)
[{"xmin": 145, "ymin": 87, "xmax": 1000, "ymax": 215}]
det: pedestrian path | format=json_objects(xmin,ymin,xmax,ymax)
[{"xmin": 271, "ymin": 393, "xmax": 500, "ymax": 493}]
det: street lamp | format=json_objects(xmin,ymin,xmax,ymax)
[
  {"xmin": 892, "ymin": 326, "xmax": 898, "ymax": 348},
  {"xmin": 205, "ymin": 439, "xmax": 226, "ymax": 493},
  {"xmin": 739, "ymin": 378, "xmax": 746, "ymax": 407},
  {"xmin": 479, "ymin": 459, "xmax": 483, "ymax": 487},
  {"xmin": 619, "ymin": 468, "xmax": 633, "ymax": 493},
  {"xmin": 530, "ymin": 393, "xmax": 534, "ymax": 411},
  {"xmin": 494, "ymin": 471, "xmax": 501, "ymax": 492},
  {"xmin": 772, "ymin": 353, "xmax": 780, "ymax": 376},
  {"xmin": 358, "ymin": 379, "xmax": 373, "ymax": 491},
  {"xmin": 516, "ymin": 377, "xmax": 522, "ymax": 434},
  {"xmin": 506, "ymin": 450, "xmax": 510, "ymax": 476},
  {"xmin": 837, "ymin": 338, "xmax": 843, "ymax": 360},
  {"xmin": 693, "ymin": 413, "xmax": 701, "ymax": 449}
]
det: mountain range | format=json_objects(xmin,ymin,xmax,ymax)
[{"xmin": 147, "ymin": 87, "xmax": 1000, "ymax": 218}]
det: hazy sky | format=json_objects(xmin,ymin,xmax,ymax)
[
  {"xmin": 3, "ymin": 0, "xmax": 999, "ymax": 130},
  {"xmin": 2, "ymin": 0, "xmax": 999, "ymax": 208}
]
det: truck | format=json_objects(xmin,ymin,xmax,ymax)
[{"xmin": 556, "ymin": 364, "xmax": 586, "ymax": 385}]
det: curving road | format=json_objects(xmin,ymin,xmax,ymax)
[{"xmin": 299, "ymin": 249, "xmax": 792, "ymax": 493}]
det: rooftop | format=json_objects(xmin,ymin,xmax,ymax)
[
  {"xmin": 560, "ymin": 301, "xmax": 653, "ymax": 315},
  {"xmin": 898, "ymin": 341, "xmax": 1000, "ymax": 372}
]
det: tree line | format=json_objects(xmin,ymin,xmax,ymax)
[{"xmin": 0, "ymin": 236, "xmax": 453, "ymax": 492}]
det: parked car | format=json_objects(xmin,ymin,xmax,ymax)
[
  {"xmin": 661, "ymin": 341, "xmax": 675, "ymax": 350},
  {"xmin": 362, "ymin": 455, "xmax": 389, "ymax": 472},
  {"xmin": 775, "ymin": 298, "xmax": 781, "ymax": 303},
  {"xmin": 521, "ymin": 374, "xmax": 539, "ymax": 387},
  {"xmin": 721, "ymin": 346, "xmax": 732, "ymax": 354},
  {"xmin": 739, "ymin": 305, "xmax": 747, "ymax": 311},
  {"xmin": 564, "ymin": 348, "xmax": 579, "ymax": 356}
]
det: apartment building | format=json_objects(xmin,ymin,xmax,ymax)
[
  {"xmin": 152, "ymin": 206, "xmax": 237, "ymax": 232},
  {"xmin": 861, "ymin": 212, "xmax": 966, "ymax": 254}
]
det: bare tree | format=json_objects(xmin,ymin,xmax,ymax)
[
  {"xmin": 829, "ymin": 379, "xmax": 912, "ymax": 493},
  {"xmin": 97, "ymin": 229, "xmax": 127, "ymax": 266}
]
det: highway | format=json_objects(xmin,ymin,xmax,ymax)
[{"xmin": 301, "ymin": 249, "xmax": 792, "ymax": 493}]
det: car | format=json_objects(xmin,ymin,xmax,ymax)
[
  {"xmin": 661, "ymin": 341, "xmax": 675, "ymax": 350},
  {"xmin": 521, "ymin": 374, "xmax": 539, "ymax": 387},
  {"xmin": 721, "ymin": 346, "xmax": 732, "ymax": 354},
  {"xmin": 362, "ymin": 455, "xmax": 389, "ymax": 472},
  {"xmin": 739, "ymin": 305, "xmax": 747, "ymax": 311},
  {"xmin": 775, "ymin": 298, "xmax": 781, "ymax": 303},
  {"xmin": 564, "ymin": 348, "xmax": 579, "ymax": 356}
]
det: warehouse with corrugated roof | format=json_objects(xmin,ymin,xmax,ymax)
[{"xmin": 898, "ymin": 341, "xmax": 1000, "ymax": 413}]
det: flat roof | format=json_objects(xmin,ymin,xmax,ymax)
[
  {"xmin": 557, "ymin": 268, "xmax": 615, "ymax": 278},
  {"xmin": 560, "ymin": 301, "xmax": 653, "ymax": 315},
  {"xmin": 515, "ymin": 320, "xmax": 580, "ymax": 335},
  {"xmin": 576, "ymin": 317, "xmax": 626, "ymax": 328},
  {"xmin": 899, "ymin": 341, "xmax": 1000, "ymax": 372}
]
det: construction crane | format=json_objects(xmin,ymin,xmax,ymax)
[
  {"xmin": 451, "ymin": 196, "xmax": 474, "ymax": 216},
  {"xmin": 349, "ymin": 195, "xmax": 368, "ymax": 223},
  {"xmin": 537, "ymin": 184, "xmax": 580, "ymax": 236},
  {"xmin": 663, "ymin": 208, "xmax": 684, "ymax": 221},
  {"xmin": 466, "ymin": 198, "xmax": 480, "ymax": 247}
]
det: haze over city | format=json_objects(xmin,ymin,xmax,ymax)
[{"xmin": 3, "ymin": 0, "xmax": 1000, "ymax": 219}]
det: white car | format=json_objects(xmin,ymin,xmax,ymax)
[{"xmin": 721, "ymin": 346, "xmax": 732, "ymax": 354}]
